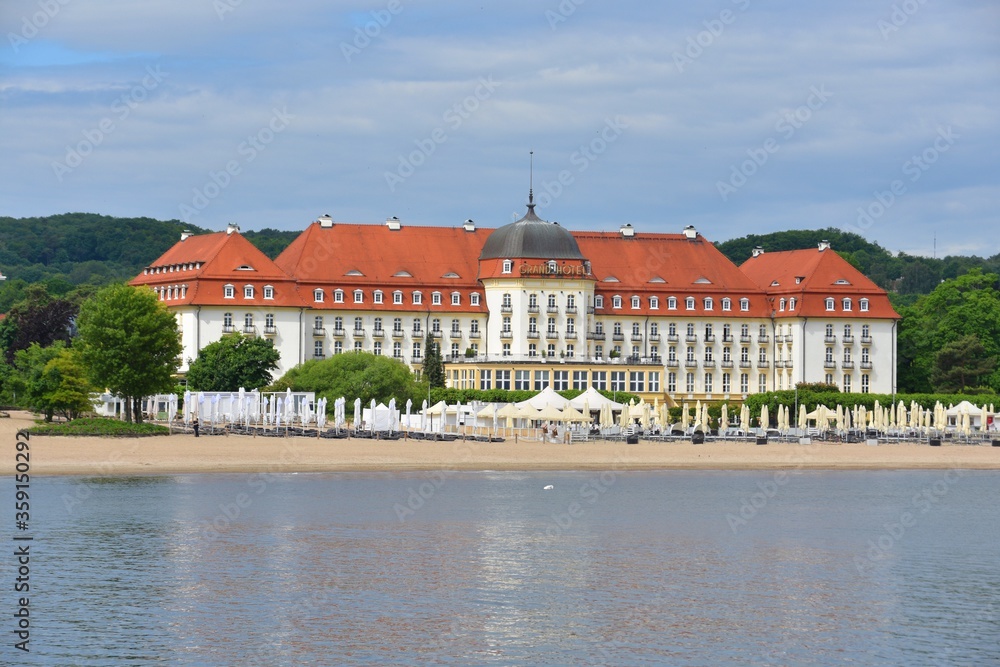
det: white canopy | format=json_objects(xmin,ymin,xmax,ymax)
[
  {"xmin": 516, "ymin": 386, "xmax": 570, "ymax": 410},
  {"xmin": 568, "ymin": 386, "xmax": 623, "ymax": 411}
]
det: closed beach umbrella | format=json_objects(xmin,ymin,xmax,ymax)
[
  {"xmin": 720, "ymin": 404, "xmax": 729, "ymax": 432},
  {"xmin": 681, "ymin": 402, "xmax": 689, "ymax": 430},
  {"xmin": 760, "ymin": 404, "xmax": 769, "ymax": 431},
  {"xmin": 981, "ymin": 405, "xmax": 990, "ymax": 433},
  {"xmin": 405, "ymin": 398, "xmax": 412, "ymax": 432},
  {"xmin": 798, "ymin": 404, "xmax": 807, "ymax": 430},
  {"xmin": 421, "ymin": 399, "xmax": 428, "ymax": 431}
]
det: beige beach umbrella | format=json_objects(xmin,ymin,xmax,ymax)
[
  {"xmin": 836, "ymin": 404, "xmax": 844, "ymax": 431},
  {"xmin": 799, "ymin": 404, "xmax": 808, "ymax": 430},
  {"xmin": 560, "ymin": 405, "xmax": 587, "ymax": 423},
  {"xmin": 741, "ymin": 403, "xmax": 750, "ymax": 431},
  {"xmin": 619, "ymin": 401, "xmax": 631, "ymax": 428},
  {"xmin": 760, "ymin": 404, "xmax": 769, "ymax": 431},
  {"xmin": 681, "ymin": 402, "xmax": 689, "ymax": 430},
  {"xmin": 701, "ymin": 403, "xmax": 710, "ymax": 431},
  {"xmin": 720, "ymin": 404, "xmax": 729, "ymax": 432},
  {"xmin": 582, "ymin": 398, "xmax": 591, "ymax": 426},
  {"xmin": 981, "ymin": 405, "xmax": 990, "ymax": 433},
  {"xmin": 660, "ymin": 402, "xmax": 671, "ymax": 428},
  {"xmin": 961, "ymin": 409, "xmax": 971, "ymax": 438}
]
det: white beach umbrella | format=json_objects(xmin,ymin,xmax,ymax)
[
  {"xmin": 720, "ymin": 404, "xmax": 729, "ymax": 432},
  {"xmin": 760, "ymin": 404, "xmax": 769, "ymax": 432},
  {"xmin": 370, "ymin": 399, "xmax": 376, "ymax": 433},
  {"xmin": 405, "ymin": 399, "xmax": 412, "ymax": 432},
  {"xmin": 421, "ymin": 398, "xmax": 428, "ymax": 431},
  {"xmin": 798, "ymin": 404, "xmax": 807, "ymax": 430},
  {"xmin": 680, "ymin": 402, "xmax": 689, "ymax": 430}
]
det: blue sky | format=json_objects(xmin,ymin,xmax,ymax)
[{"xmin": 1, "ymin": 0, "xmax": 997, "ymax": 257}]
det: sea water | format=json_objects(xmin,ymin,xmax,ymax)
[{"xmin": 3, "ymin": 470, "xmax": 999, "ymax": 666}]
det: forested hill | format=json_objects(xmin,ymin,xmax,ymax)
[
  {"xmin": 715, "ymin": 227, "xmax": 1000, "ymax": 297},
  {"xmin": 0, "ymin": 214, "xmax": 298, "ymax": 306}
]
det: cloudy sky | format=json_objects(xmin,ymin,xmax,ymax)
[{"xmin": 2, "ymin": 0, "xmax": 997, "ymax": 257}]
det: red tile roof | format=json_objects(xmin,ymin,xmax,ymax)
[
  {"xmin": 130, "ymin": 231, "xmax": 309, "ymax": 308},
  {"xmin": 740, "ymin": 248, "xmax": 899, "ymax": 319}
]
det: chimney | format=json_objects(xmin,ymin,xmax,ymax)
[
  {"xmin": 226, "ymin": 222, "xmax": 240, "ymax": 235},
  {"xmin": 620, "ymin": 223, "xmax": 635, "ymax": 238},
  {"xmin": 463, "ymin": 219, "xmax": 475, "ymax": 232},
  {"xmin": 751, "ymin": 246, "xmax": 765, "ymax": 258},
  {"xmin": 683, "ymin": 225, "xmax": 697, "ymax": 240},
  {"xmin": 318, "ymin": 214, "xmax": 334, "ymax": 228},
  {"xmin": 818, "ymin": 239, "xmax": 831, "ymax": 251},
  {"xmin": 180, "ymin": 230, "xmax": 193, "ymax": 241},
  {"xmin": 386, "ymin": 216, "xmax": 401, "ymax": 231}
]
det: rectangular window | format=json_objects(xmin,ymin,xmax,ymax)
[
  {"xmin": 451, "ymin": 293, "xmax": 461, "ymax": 306},
  {"xmin": 722, "ymin": 372, "xmax": 731, "ymax": 393},
  {"xmin": 393, "ymin": 291, "xmax": 403, "ymax": 304},
  {"xmin": 334, "ymin": 290, "xmax": 344, "ymax": 303},
  {"xmin": 610, "ymin": 371, "xmax": 626, "ymax": 392},
  {"xmin": 263, "ymin": 286, "xmax": 274, "ymax": 299},
  {"xmin": 667, "ymin": 372, "xmax": 676, "ymax": 393},
  {"xmin": 314, "ymin": 289, "xmax": 324, "ymax": 302},
  {"xmin": 740, "ymin": 373, "xmax": 749, "ymax": 393},
  {"xmin": 553, "ymin": 370, "xmax": 569, "ymax": 391},
  {"xmin": 515, "ymin": 370, "xmax": 531, "ymax": 390},
  {"xmin": 704, "ymin": 373, "xmax": 713, "ymax": 393},
  {"xmin": 648, "ymin": 372, "xmax": 660, "ymax": 392},
  {"xmin": 470, "ymin": 293, "xmax": 480, "ymax": 306},
  {"xmin": 758, "ymin": 374, "xmax": 767, "ymax": 393},
  {"xmin": 432, "ymin": 292, "xmax": 442, "ymax": 305},
  {"xmin": 412, "ymin": 342, "xmax": 421, "ymax": 359},
  {"xmin": 534, "ymin": 370, "xmax": 549, "ymax": 391},
  {"xmin": 354, "ymin": 290, "xmax": 363, "ymax": 303},
  {"xmin": 629, "ymin": 371, "xmax": 645, "ymax": 392},
  {"xmin": 373, "ymin": 291, "xmax": 383, "ymax": 304},
  {"xmin": 413, "ymin": 292, "xmax": 422, "ymax": 305},
  {"xmin": 224, "ymin": 285, "xmax": 235, "ymax": 299},
  {"xmin": 573, "ymin": 370, "xmax": 588, "ymax": 390},
  {"xmin": 591, "ymin": 371, "xmax": 607, "ymax": 391},
  {"xmin": 479, "ymin": 369, "xmax": 492, "ymax": 390},
  {"xmin": 685, "ymin": 373, "xmax": 695, "ymax": 393},
  {"xmin": 244, "ymin": 285, "xmax": 254, "ymax": 299},
  {"xmin": 496, "ymin": 370, "xmax": 511, "ymax": 390}
]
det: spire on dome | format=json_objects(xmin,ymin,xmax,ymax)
[{"xmin": 527, "ymin": 150, "xmax": 535, "ymax": 212}]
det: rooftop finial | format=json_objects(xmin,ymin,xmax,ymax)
[{"xmin": 528, "ymin": 150, "xmax": 534, "ymax": 207}]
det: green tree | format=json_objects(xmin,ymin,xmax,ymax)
[
  {"xmin": 932, "ymin": 335, "xmax": 997, "ymax": 392},
  {"xmin": 422, "ymin": 333, "xmax": 445, "ymax": 389},
  {"xmin": 10, "ymin": 343, "xmax": 65, "ymax": 421},
  {"xmin": 0, "ymin": 283, "xmax": 79, "ymax": 364},
  {"xmin": 76, "ymin": 284, "xmax": 182, "ymax": 422},
  {"xmin": 270, "ymin": 352, "xmax": 424, "ymax": 416},
  {"xmin": 185, "ymin": 334, "xmax": 280, "ymax": 391},
  {"xmin": 42, "ymin": 348, "xmax": 96, "ymax": 420}
]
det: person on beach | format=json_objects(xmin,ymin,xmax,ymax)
[{"xmin": 193, "ymin": 417, "xmax": 200, "ymax": 437}]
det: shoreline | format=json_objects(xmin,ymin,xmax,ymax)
[{"xmin": 3, "ymin": 412, "xmax": 999, "ymax": 476}]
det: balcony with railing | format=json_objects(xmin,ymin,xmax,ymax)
[
  {"xmin": 587, "ymin": 331, "xmax": 605, "ymax": 340},
  {"xmin": 263, "ymin": 325, "xmax": 277, "ymax": 336},
  {"xmin": 313, "ymin": 352, "xmax": 326, "ymax": 360},
  {"xmin": 332, "ymin": 328, "xmax": 345, "ymax": 337},
  {"xmin": 501, "ymin": 305, "xmax": 512, "ymax": 313},
  {"xmin": 312, "ymin": 327, "xmax": 325, "ymax": 337},
  {"xmin": 861, "ymin": 336, "xmax": 872, "ymax": 345},
  {"xmin": 722, "ymin": 334, "xmax": 734, "ymax": 343},
  {"xmin": 468, "ymin": 330, "xmax": 481, "ymax": 339},
  {"xmin": 666, "ymin": 359, "xmax": 679, "ymax": 368},
  {"xmin": 684, "ymin": 359, "xmax": 698, "ymax": 368},
  {"xmin": 430, "ymin": 330, "xmax": 442, "ymax": 338},
  {"xmin": 353, "ymin": 328, "xmax": 366, "ymax": 337},
  {"xmin": 449, "ymin": 329, "xmax": 462, "ymax": 339},
  {"xmin": 824, "ymin": 335, "xmax": 837, "ymax": 344},
  {"xmin": 756, "ymin": 360, "xmax": 770, "ymax": 368},
  {"xmin": 842, "ymin": 335, "xmax": 855, "ymax": 345},
  {"xmin": 630, "ymin": 333, "xmax": 643, "ymax": 342},
  {"xmin": 757, "ymin": 334, "xmax": 769, "ymax": 344},
  {"xmin": 842, "ymin": 360, "xmax": 855, "ymax": 369},
  {"xmin": 824, "ymin": 360, "xmax": 837, "ymax": 368},
  {"xmin": 527, "ymin": 330, "xmax": 540, "ymax": 339},
  {"xmin": 721, "ymin": 360, "xmax": 734, "ymax": 368},
  {"xmin": 500, "ymin": 330, "xmax": 513, "ymax": 339},
  {"xmin": 860, "ymin": 360, "xmax": 873, "ymax": 369},
  {"xmin": 527, "ymin": 305, "xmax": 539, "ymax": 313},
  {"xmin": 410, "ymin": 327, "xmax": 422, "ymax": 336},
  {"xmin": 703, "ymin": 359, "xmax": 716, "ymax": 368},
  {"xmin": 739, "ymin": 360, "xmax": 752, "ymax": 368},
  {"xmin": 545, "ymin": 330, "xmax": 559, "ymax": 340},
  {"xmin": 243, "ymin": 325, "xmax": 257, "ymax": 335},
  {"xmin": 704, "ymin": 334, "xmax": 716, "ymax": 343},
  {"xmin": 546, "ymin": 305, "xmax": 559, "ymax": 313},
  {"xmin": 564, "ymin": 330, "xmax": 578, "ymax": 340},
  {"xmin": 222, "ymin": 324, "xmax": 236, "ymax": 334},
  {"xmin": 685, "ymin": 334, "xmax": 697, "ymax": 342},
  {"xmin": 667, "ymin": 333, "xmax": 679, "ymax": 342},
  {"xmin": 612, "ymin": 333, "xmax": 625, "ymax": 341},
  {"xmin": 392, "ymin": 328, "xmax": 404, "ymax": 338},
  {"xmin": 648, "ymin": 333, "xmax": 661, "ymax": 342},
  {"xmin": 740, "ymin": 335, "xmax": 752, "ymax": 343}
]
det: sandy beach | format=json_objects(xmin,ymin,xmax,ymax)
[{"xmin": 3, "ymin": 410, "xmax": 999, "ymax": 476}]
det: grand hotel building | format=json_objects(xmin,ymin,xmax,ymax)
[{"xmin": 132, "ymin": 197, "xmax": 900, "ymax": 404}]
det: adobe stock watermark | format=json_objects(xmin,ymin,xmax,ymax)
[
  {"xmin": 383, "ymin": 76, "xmax": 501, "ymax": 192},
  {"xmin": 532, "ymin": 116, "xmax": 628, "ymax": 210},
  {"xmin": 877, "ymin": 0, "xmax": 929, "ymax": 40},
  {"xmin": 849, "ymin": 126, "xmax": 958, "ymax": 234},
  {"xmin": 393, "ymin": 439, "xmax": 481, "ymax": 523},
  {"xmin": 51, "ymin": 64, "xmax": 168, "ymax": 182},
  {"xmin": 853, "ymin": 468, "xmax": 965, "ymax": 574},
  {"xmin": 716, "ymin": 84, "xmax": 832, "ymax": 202},
  {"xmin": 545, "ymin": 0, "xmax": 585, "ymax": 31},
  {"xmin": 340, "ymin": 0, "xmax": 404, "ymax": 63},
  {"xmin": 673, "ymin": 0, "xmax": 751, "ymax": 72},
  {"xmin": 725, "ymin": 440, "xmax": 824, "ymax": 533},
  {"xmin": 179, "ymin": 107, "xmax": 294, "ymax": 222},
  {"xmin": 7, "ymin": 0, "xmax": 72, "ymax": 53}
]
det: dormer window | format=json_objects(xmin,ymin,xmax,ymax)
[
  {"xmin": 314, "ymin": 289, "xmax": 324, "ymax": 303},
  {"xmin": 353, "ymin": 290, "xmax": 363, "ymax": 303},
  {"xmin": 470, "ymin": 293, "xmax": 480, "ymax": 306},
  {"xmin": 413, "ymin": 291, "xmax": 422, "ymax": 305},
  {"xmin": 547, "ymin": 260, "xmax": 558, "ymax": 273},
  {"xmin": 373, "ymin": 290, "xmax": 383, "ymax": 304},
  {"xmin": 668, "ymin": 296, "xmax": 677, "ymax": 310},
  {"xmin": 502, "ymin": 260, "xmax": 513, "ymax": 274},
  {"xmin": 432, "ymin": 292, "xmax": 442, "ymax": 305},
  {"xmin": 224, "ymin": 284, "xmax": 234, "ymax": 299},
  {"xmin": 393, "ymin": 291, "xmax": 403, "ymax": 304},
  {"xmin": 649, "ymin": 296, "xmax": 659, "ymax": 310},
  {"xmin": 685, "ymin": 297, "xmax": 695, "ymax": 311},
  {"xmin": 612, "ymin": 295, "xmax": 622, "ymax": 309},
  {"xmin": 631, "ymin": 296, "xmax": 640, "ymax": 309},
  {"xmin": 334, "ymin": 289, "xmax": 344, "ymax": 303},
  {"xmin": 263, "ymin": 286, "xmax": 274, "ymax": 300},
  {"xmin": 244, "ymin": 285, "xmax": 254, "ymax": 299},
  {"xmin": 860, "ymin": 298, "xmax": 869, "ymax": 312},
  {"xmin": 825, "ymin": 297, "xmax": 835, "ymax": 311},
  {"xmin": 722, "ymin": 297, "xmax": 732, "ymax": 311},
  {"xmin": 703, "ymin": 297, "xmax": 713, "ymax": 311},
  {"xmin": 740, "ymin": 298, "xmax": 749, "ymax": 311},
  {"xmin": 842, "ymin": 298, "xmax": 852, "ymax": 311},
  {"xmin": 595, "ymin": 295, "xmax": 604, "ymax": 309},
  {"xmin": 789, "ymin": 298, "xmax": 796, "ymax": 311},
  {"xmin": 451, "ymin": 292, "xmax": 461, "ymax": 306},
  {"xmin": 779, "ymin": 298, "xmax": 786, "ymax": 311}
]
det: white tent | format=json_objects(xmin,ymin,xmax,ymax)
[
  {"xmin": 568, "ymin": 386, "xmax": 623, "ymax": 411},
  {"xmin": 516, "ymin": 386, "xmax": 570, "ymax": 410}
]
